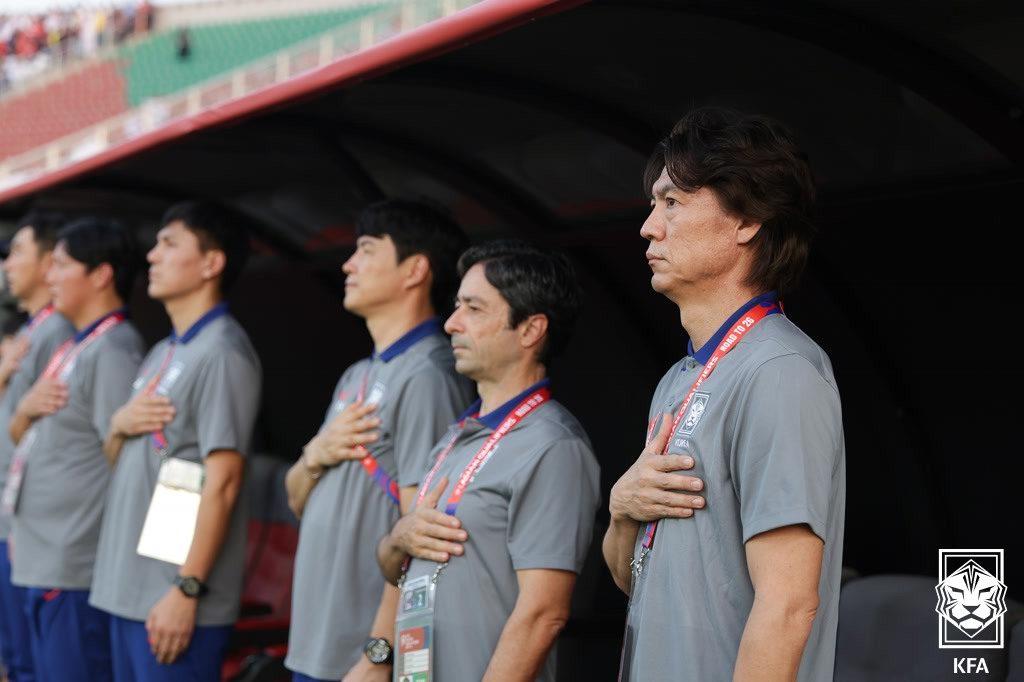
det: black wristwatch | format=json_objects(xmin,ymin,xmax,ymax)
[
  {"xmin": 174, "ymin": 575, "xmax": 209, "ymax": 598},
  {"xmin": 364, "ymin": 637, "xmax": 393, "ymax": 665}
]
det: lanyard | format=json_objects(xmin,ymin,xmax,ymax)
[
  {"xmin": 402, "ymin": 386, "xmax": 551, "ymax": 583},
  {"xmin": 144, "ymin": 342, "xmax": 178, "ymax": 456},
  {"xmin": 23, "ymin": 304, "xmax": 55, "ymax": 335},
  {"xmin": 631, "ymin": 300, "xmax": 779, "ymax": 577},
  {"xmin": 41, "ymin": 311, "xmax": 126, "ymax": 380},
  {"xmin": 351, "ymin": 366, "xmax": 401, "ymax": 506}
]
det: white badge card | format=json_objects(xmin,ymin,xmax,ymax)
[
  {"xmin": 136, "ymin": 458, "xmax": 203, "ymax": 565},
  {"xmin": 396, "ymin": 574, "xmax": 435, "ymax": 682}
]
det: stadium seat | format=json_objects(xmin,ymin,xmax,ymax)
[{"xmin": 835, "ymin": 575, "xmax": 1021, "ymax": 681}]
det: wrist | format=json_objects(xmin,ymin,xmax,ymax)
[{"xmin": 301, "ymin": 446, "xmax": 324, "ymax": 478}]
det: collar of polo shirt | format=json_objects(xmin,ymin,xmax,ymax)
[
  {"xmin": 372, "ymin": 316, "xmax": 442, "ymax": 363},
  {"xmin": 459, "ymin": 377, "xmax": 552, "ymax": 431},
  {"xmin": 686, "ymin": 291, "xmax": 780, "ymax": 366},
  {"xmin": 73, "ymin": 307, "xmax": 129, "ymax": 343},
  {"xmin": 171, "ymin": 301, "xmax": 229, "ymax": 345}
]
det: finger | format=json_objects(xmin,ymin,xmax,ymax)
[
  {"xmin": 652, "ymin": 454, "xmax": 695, "ymax": 473},
  {"xmin": 651, "ymin": 504, "xmax": 696, "ymax": 519},
  {"xmin": 424, "ymin": 477, "xmax": 449, "ymax": 508},
  {"xmin": 412, "ymin": 547, "xmax": 451, "ymax": 563},
  {"xmin": 645, "ymin": 412, "xmax": 675, "ymax": 454},
  {"xmin": 418, "ymin": 521, "xmax": 467, "ymax": 542},
  {"xmin": 348, "ymin": 431, "xmax": 379, "ymax": 446},
  {"xmin": 644, "ymin": 489, "xmax": 704, "ymax": 509},
  {"xmin": 351, "ymin": 416, "xmax": 382, "ymax": 432},
  {"xmin": 656, "ymin": 472, "xmax": 703, "ymax": 492},
  {"xmin": 416, "ymin": 536, "xmax": 465, "ymax": 557},
  {"xmin": 419, "ymin": 508, "xmax": 462, "ymax": 530}
]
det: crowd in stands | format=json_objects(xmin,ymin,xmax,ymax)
[{"xmin": 0, "ymin": 2, "xmax": 153, "ymax": 93}]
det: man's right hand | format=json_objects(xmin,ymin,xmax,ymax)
[
  {"xmin": 389, "ymin": 477, "xmax": 467, "ymax": 563},
  {"xmin": 303, "ymin": 401, "xmax": 380, "ymax": 471},
  {"xmin": 608, "ymin": 412, "xmax": 706, "ymax": 523},
  {"xmin": 16, "ymin": 376, "xmax": 68, "ymax": 420},
  {"xmin": 0, "ymin": 335, "xmax": 29, "ymax": 387},
  {"xmin": 110, "ymin": 393, "xmax": 176, "ymax": 437}
]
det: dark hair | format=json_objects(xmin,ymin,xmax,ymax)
[
  {"xmin": 356, "ymin": 200, "xmax": 469, "ymax": 315},
  {"xmin": 57, "ymin": 218, "xmax": 140, "ymax": 301},
  {"xmin": 161, "ymin": 201, "xmax": 250, "ymax": 293},
  {"xmin": 457, "ymin": 239, "xmax": 582, "ymax": 364},
  {"xmin": 15, "ymin": 211, "xmax": 66, "ymax": 253},
  {"xmin": 643, "ymin": 107, "xmax": 816, "ymax": 296}
]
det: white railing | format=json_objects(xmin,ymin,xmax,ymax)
[{"xmin": 0, "ymin": 0, "xmax": 480, "ymax": 194}]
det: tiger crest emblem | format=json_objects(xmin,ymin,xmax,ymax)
[{"xmin": 935, "ymin": 559, "xmax": 1008, "ymax": 637}]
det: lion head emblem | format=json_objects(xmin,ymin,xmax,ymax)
[{"xmin": 935, "ymin": 559, "xmax": 1007, "ymax": 637}]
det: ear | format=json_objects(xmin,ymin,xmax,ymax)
[
  {"xmin": 201, "ymin": 249, "xmax": 227, "ymax": 281},
  {"xmin": 89, "ymin": 262, "xmax": 116, "ymax": 293},
  {"xmin": 37, "ymin": 250, "xmax": 54, "ymax": 274},
  {"xmin": 401, "ymin": 253, "xmax": 432, "ymax": 291},
  {"xmin": 737, "ymin": 218, "xmax": 763, "ymax": 246},
  {"xmin": 518, "ymin": 313, "xmax": 549, "ymax": 355}
]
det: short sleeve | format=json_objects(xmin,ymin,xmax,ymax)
[
  {"xmin": 89, "ymin": 343, "xmax": 143, "ymax": 439},
  {"xmin": 392, "ymin": 368, "xmax": 469, "ymax": 488},
  {"xmin": 731, "ymin": 354, "xmax": 842, "ymax": 544},
  {"xmin": 193, "ymin": 348, "xmax": 261, "ymax": 459},
  {"xmin": 507, "ymin": 438, "xmax": 601, "ymax": 573}
]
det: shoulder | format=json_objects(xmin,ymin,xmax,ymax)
[
  {"xmin": 34, "ymin": 312, "xmax": 74, "ymax": 344},
  {"xmin": 521, "ymin": 400, "xmax": 594, "ymax": 454},
  {"xmin": 738, "ymin": 315, "xmax": 838, "ymax": 395},
  {"xmin": 101, "ymin": 321, "xmax": 145, "ymax": 356},
  {"xmin": 201, "ymin": 315, "xmax": 259, "ymax": 367}
]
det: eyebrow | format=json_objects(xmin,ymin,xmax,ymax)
[
  {"xmin": 652, "ymin": 182, "xmax": 677, "ymax": 200},
  {"xmin": 457, "ymin": 294, "xmax": 486, "ymax": 306}
]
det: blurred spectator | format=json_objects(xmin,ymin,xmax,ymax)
[{"xmin": 0, "ymin": 2, "xmax": 156, "ymax": 95}]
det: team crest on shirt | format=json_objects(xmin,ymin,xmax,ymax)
[
  {"xmin": 678, "ymin": 392, "xmax": 710, "ymax": 438},
  {"xmin": 154, "ymin": 362, "xmax": 185, "ymax": 396},
  {"xmin": 57, "ymin": 360, "xmax": 77, "ymax": 383},
  {"xmin": 365, "ymin": 381, "xmax": 386, "ymax": 407}
]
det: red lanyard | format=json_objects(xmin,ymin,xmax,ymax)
[
  {"xmin": 637, "ymin": 300, "xmax": 779, "ymax": 564},
  {"xmin": 417, "ymin": 386, "xmax": 550, "ymax": 515},
  {"xmin": 145, "ymin": 343, "xmax": 178, "ymax": 455},
  {"xmin": 41, "ymin": 311, "xmax": 126, "ymax": 380},
  {"xmin": 352, "ymin": 366, "xmax": 401, "ymax": 505},
  {"xmin": 24, "ymin": 304, "xmax": 55, "ymax": 334}
]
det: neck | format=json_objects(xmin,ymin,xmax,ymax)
[
  {"xmin": 70, "ymin": 291, "xmax": 124, "ymax": 332},
  {"xmin": 21, "ymin": 287, "xmax": 52, "ymax": 317},
  {"xmin": 164, "ymin": 289, "xmax": 221, "ymax": 338},
  {"xmin": 675, "ymin": 279, "xmax": 764, "ymax": 352},
  {"xmin": 364, "ymin": 299, "xmax": 435, "ymax": 354},
  {"xmin": 477, "ymin": 361, "xmax": 547, "ymax": 416}
]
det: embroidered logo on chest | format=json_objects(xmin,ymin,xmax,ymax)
[
  {"xmin": 154, "ymin": 362, "xmax": 185, "ymax": 396},
  {"xmin": 365, "ymin": 381, "xmax": 386, "ymax": 407},
  {"xmin": 678, "ymin": 392, "xmax": 711, "ymax": 438}
]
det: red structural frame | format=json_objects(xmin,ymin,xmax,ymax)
[{"xmin": 0, "ymin": 0, "xmax": 584, "ymax": 206}]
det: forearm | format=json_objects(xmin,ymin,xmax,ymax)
[
  {"xmin": 483, "ymin": 605, "xmax": 567, "ymax": 681},
  {"xmin": 284, "ymin": 453, "xmax": 320, "ymax": 519},
  {"xmin": 733, "ymin": 596, "xmax": 817, "ymax": 681},
  {"xmin": 368, "ymin": 582, "xmax": 399, "ymax": 640},
  {"xmin": 180, "ymin": 468, "xmax": 241, "ymax": 581},
  {"xmin": 103, "ymin": 430, "xmax": 127, "ymax": 466},
  {"xmin": 8, "ymin": 410, "xmax": 31, "ymax": 444},
  {"xmin": 376, "ymin": 530, "xmax": 407, "ymax": 585},
  {"xmin": 602, "ymin": 516, "xmax": 641, "ymax": 595}
]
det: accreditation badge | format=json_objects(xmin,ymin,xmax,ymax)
[
  {"xmin": 0, "ymin": 428, "xmax": 36, "ymax": 515},
  {"xmin": 136, "ymin": 457, "xmax": 203, "ymax": 565},
  {"xmin": 395, "ymin": 574, "xmax": 435, "ymax": 682}
]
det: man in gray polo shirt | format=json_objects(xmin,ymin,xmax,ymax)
[
  {"xmin": 604, "ymin": 108, "xmax": 846, "ymax": 681},
  {"xmin": 0, "ymin": 213, "xmax": 74, "ymax": 682},
  {"xmin": 284, "ymin": 200, "xmax": 473, "ymax": 682},
  {"xmin": 378, "ymin": 241, "xmax": 600, "ymax": 682},
  {"xmin": 7, "ymin": 217, "xmax": 144, "ymax": 681},
  {"xmin": 90, "ymin": 202, "xmax": 261, "ymax": 681}
]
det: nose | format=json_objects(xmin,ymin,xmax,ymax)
[
  {"xmin": 146, "ymin": 244, "xmax": 159, "ymax": 264},
  {"xmin": 444, "ymin": 307, "xmax": 462, "ymax": 335},
  {"xmin": 341, "ymin": 252, "xmax": 357, "ymax": 275},
  {"xmin": 640, "ymin": 206, "xmax": 663, "ymax": 242}
]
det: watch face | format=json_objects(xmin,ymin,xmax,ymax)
[
  {"xmin": 179, "ymin": 577, "xmax": 201, "ymax": 597},
  {"xmin": 366, "ymin": 638, "xmax": 392, "ymax": 664}
]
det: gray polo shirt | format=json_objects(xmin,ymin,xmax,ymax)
[
  {"xmin": 0, "ymin": 307, "xmax": 74, "ymax": 539},
  {"xmin": 620, "ymin": 305, "xmax": 846, "ymax": 682},
  {"xmin": 10, "ymin": 314, "xmax": 144, "ymax": 589},
  {"xmin": 286, "ymin": 318, "xmax": 474, "ymax": 680},
  {"xmin": 402, "ymin": 381, "xmax": 601, "ymax": 682},
  {"xmin": 90, "ymin": 305, "xmax": 261, "ymax": 626}
]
